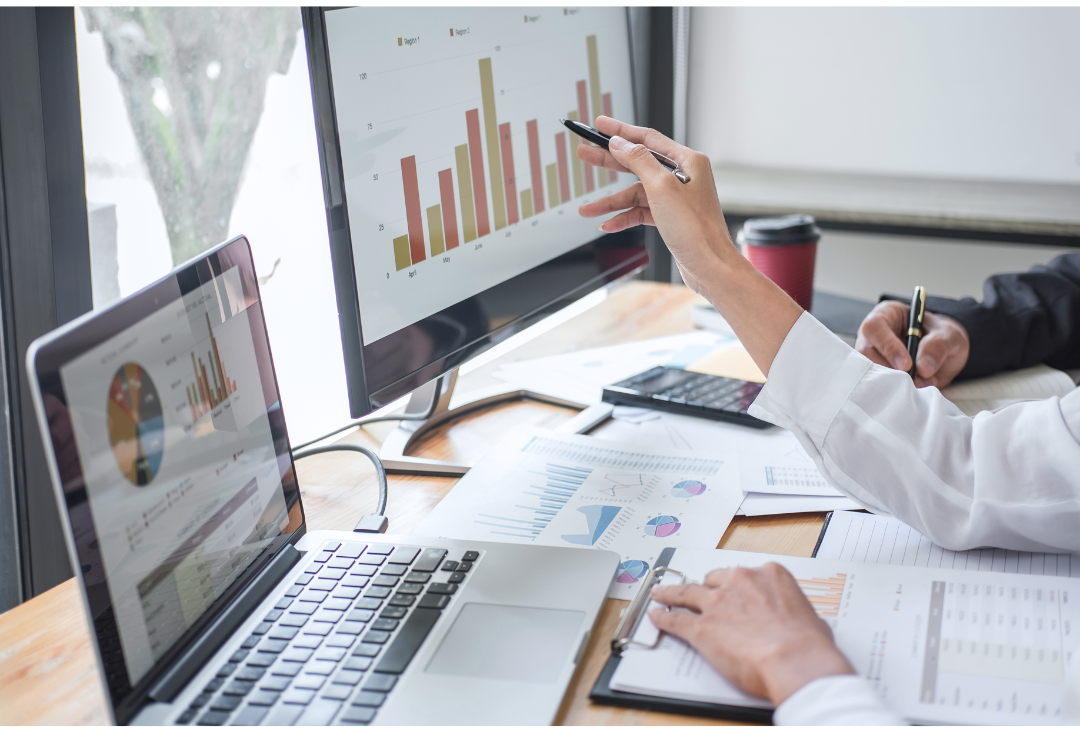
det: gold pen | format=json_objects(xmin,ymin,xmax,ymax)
[{"xmin": 906, "ymin": 286, "xmax": 927, "ymax": 380}]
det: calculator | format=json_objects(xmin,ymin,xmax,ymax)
[{"xmin": 601, "ymin": 366, "xmax": 770, "ymax": 429}]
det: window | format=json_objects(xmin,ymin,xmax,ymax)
[{"xmin": 77, "ymin": 8, "xmax": 350, "ymax": 443}]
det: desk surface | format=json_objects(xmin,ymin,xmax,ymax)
[{"xmin": 0, "ymin": 281, "xmax": 826, "ymax": 726}]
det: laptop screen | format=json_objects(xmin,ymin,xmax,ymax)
[{"xmin": 30, "ymin": 237, "xmax": 303, "ymax": 722}]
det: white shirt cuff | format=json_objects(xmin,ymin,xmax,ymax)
[
  {"xmin": 748, "ymin": 311, "xmax": 871, "ymax": 449},
  {"xmin": 774, "ymin": 674, "xmax": 904, "ymax": 726}
]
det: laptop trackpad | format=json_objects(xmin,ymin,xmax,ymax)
[{"xmin": 425, "ymin": 603, "xmax": 584, "ymax": 684}]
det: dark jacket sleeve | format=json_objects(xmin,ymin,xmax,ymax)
[{"xmin": 921, "ymin": 253, "xmax": 1080, "ymax": 379}]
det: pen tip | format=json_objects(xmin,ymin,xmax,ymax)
[{"xmin": 559, "ymin": 118, "xmax": 567, "ymax": 124}]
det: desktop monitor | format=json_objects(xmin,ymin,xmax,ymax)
[{"xmin": 303, "ymin": 7, "xmax": 646, "ymax": 422}]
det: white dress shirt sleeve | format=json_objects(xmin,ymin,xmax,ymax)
[
  {"xmin": 773, "ymin": 675, "xmax": 903, "ymax": 725},
  {"xmin": 748, "ymin": 312, "xmax": 1080, "ymax": 553}
]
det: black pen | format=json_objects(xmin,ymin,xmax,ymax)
[
  {"xmin": 559, "ymin": 118, "xmax": 691, "ymax": 184},
  {"xmin": 906, "ymin": 285, "xmax": 927, "ymax": 380}
]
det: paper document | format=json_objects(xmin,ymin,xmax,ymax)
[
  {"xmin": 611, "ymin": 548, "xmax": 1080, "ymax": 725},
  {"xmin": 494, "ymin": 331, "xmax": 734, "ymax": 405},
  {"xmin": 817, "ymin": 510, "xmax": 1080, "ymax": 576},
  {"xmin": 738, "ymin": 492, "xmax": 860, "ymax": 517},
  {"xmin": 941, "ymin": 364, "xmax": 1075, "ymax": 416},
  {"xmin": 413, "ymin": 428, "xmax": 744, "ymax": 597}
]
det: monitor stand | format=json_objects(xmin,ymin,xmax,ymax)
[{"xmin": 378, "ymin": 369, "xmax": 615, "ymax": 476}]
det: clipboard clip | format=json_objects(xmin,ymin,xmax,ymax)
[{"xmin": 611, "ymin": 566, "xmax": 686, "ymax": 653}]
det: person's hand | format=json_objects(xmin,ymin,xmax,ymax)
[
  {"xmin": 855, "ymin": 301, "xmax": 971, "ymax": 388},
  {"xmin": 649, "ymin": 563, "xmax": 854, "ymax": 705},
  {"xmin": 575, "ymin": 116, "xmax": 736, "ymax": 297}
]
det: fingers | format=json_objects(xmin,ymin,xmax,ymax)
[
  {"xmin": 648, "ymin": 606, "xmax": 700, "ymax": 644},
  {"xmin": 857, "ymin": 312, "xmax": 911, "ymax": 372},
  {"xmin": 607, "ymin": 136, "xmax": 670, "ymax": 188},
  {"xmin": 913, "ymin": 330, "xmax": 951, "ymax": 380},
  {"xmin": 594, "ymin": 116, "xmax": 689, "ymax": 162},
  {"xmin": 576, "ymin": 143, "xmax": 631, "ymax": 174},
  {"xmin": 651, "ymin": 582, "xmax": 711, "ymax": 613},
  {"xmin": 598, "ymin": 207, "xmax": 655, "ymax": 233},
  {"xmin": 703, "ymin": 569, "xmax": 731, "ymax": 588},
  {"xmin": 578, "ymin": 183, "xmax": 648, "ymax": 218}
]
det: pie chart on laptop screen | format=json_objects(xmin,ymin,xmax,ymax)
[{"xmin": 107, "ymin": 363, "xmax": 165, "ymax": 486}]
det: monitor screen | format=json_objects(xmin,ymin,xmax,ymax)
[
  {"xmin": 30, "ymin": 238, "xmax": 303, "ymax": 721},
  {"xmin": 307, "ymin": 7, "xmax": 647, "ymax": 414}
]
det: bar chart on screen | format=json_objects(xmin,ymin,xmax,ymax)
[{"xmin": 323, "ymin": 8, "xmax": 635, "ymax": 343}]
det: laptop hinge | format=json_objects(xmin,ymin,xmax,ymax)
[{"xmin": 148, "ymin": 544, "xmax": 302, "ymax": 703}]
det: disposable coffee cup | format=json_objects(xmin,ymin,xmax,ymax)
[{"xmin": 736, "ymin": 214, "xmax": 821, "ymax": 310}]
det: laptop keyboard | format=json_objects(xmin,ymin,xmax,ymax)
[{"xmin": 175, "ymin": 540, "xmax": 479, "ymax": 726}]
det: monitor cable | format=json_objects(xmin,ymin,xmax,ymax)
[
  {"xmin": 291, "ymin": 444, "xmax": 389, "ymax": 534},
  {"xmin": 289, "ymin": 411, "xmax": 426, "ymax": 452}
]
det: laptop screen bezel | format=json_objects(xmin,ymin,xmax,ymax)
[{"xmin": 28, "ymin": 236, "xmax": 305, "ymax": 724}]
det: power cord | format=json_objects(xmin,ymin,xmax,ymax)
[
  {"xmin": 291, "ymin": 444, "xmax": 389, "ymax": 533},
  {"xmin": 290, "ymin": 412, "xmax": 426, "ymax": 452}
]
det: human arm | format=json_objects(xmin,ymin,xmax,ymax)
[
  {"xmin": 856, "ymin": 253, "xmax": 1080, "ymax": 385},
  {"xmin": 648, "ymin": 565, "xmax": 902, "ymax": 725}
]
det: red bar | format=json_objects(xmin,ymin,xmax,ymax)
[
  {"xmin": 499, "ymin": 122, "xmax": 518, "ymax": 225},
  {"xmin": 465, "ymin": 109, "xmax": 489, "ymax": 237},
  {"xmin": 526, "ymin": 120, "xmax": 544, "ymax": 215},
  {"xmin": 602, "ymin": 93, "xmax": 616, "ymax": 183},
  {"xmin": 576, "ymin": 80, "xmax": 594, "ymax": 192},
  {"xmin": 555, "ymin": 132, "xmax": 570, "ymax": 203},
  {"xmin": 400, "ymin": 155, "xmax": 426, "ymax": 264},
  {"xmin": 438, "ymin": 168, "xmax": 459, "ymax": 250}
]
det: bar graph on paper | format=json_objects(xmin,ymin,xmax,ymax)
[{"xmin": 323, "ymin": 8, "xmax": 636, "ymax": 344}]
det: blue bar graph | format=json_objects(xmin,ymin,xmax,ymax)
[{"xmin": 474, "ymin": 462, "xmax": 591, "ymax": 540}]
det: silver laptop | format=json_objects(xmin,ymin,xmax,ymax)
[{"xmin": 27, "ymin": 236, "xmax": 617, "ymax": 725}]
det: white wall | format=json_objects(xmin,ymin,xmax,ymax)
[{"xmin": 688, "ymin": 8, "xmax": 1080, "ymax": 183}]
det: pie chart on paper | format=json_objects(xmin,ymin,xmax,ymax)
[
  {"xmin": 671, "ymin": 480, "xmax": 706, "ymax": 498},
  {"xmin": 107, "ymin": 362, "xmax": 165, "ymax": 486},
  {"xmin": 644, "ymin": 515, "xmax": 681, "ymax": 538},
  {"xmin": 616, "ymin": 559, "xmax": 649, "ymax": 584}
]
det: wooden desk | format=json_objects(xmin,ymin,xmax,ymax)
[{"xmin": 0, "ymin": 282, "xmax": 826, "ymax": 726}]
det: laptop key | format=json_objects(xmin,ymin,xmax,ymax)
[
  {"xmin": 388, "ymin": 594, "xmax": 415, "ymax": 607},
  {"xmin": 372, "ymin": 575, "xmax": 398, "ymax": 587},
  {"xmin": 340, "ymin": 706, "xmax": 376, "ymax": 724},
  {"xmin": 350, "ymin": 564, "xmax": 378, "ymax": 577},
  {"xmin": 284, "ymin": 585, "xmax": 303, "ymax": 598},
  {"xmin": 323, "ymin": 597, "xmax": 353, "ymax": 611},
  {"xmin": 440, "ymin": 561, "xmax": 460, "ymax": 572},
  {"xmin": 352, "ymin": 643, "xmax": 381, "ymax": 658},
  {"xmin": 333, "ymin": 586, "xmax": 362, "ymax": 600},
  {"xmin": 403, "ymin": 571, "xmax": 430, "ymax": 584},
  {"xmin": 351, "ymin": 690, "xmax": 385, "ymax": 707},
  {"xmin": 249, "ymin": 689, "xmax": 281, "ymax": 706},
  {"xmin": 338, "ymin": 621, "xmax": 364, "ymax": 635},
  {"xmin": 461, "ymin": 550, "xmax": 479, "ymax": 561},
  {"xmin": 209, "ymin": 694, "xmax": 242, "ymax": 711},
  {"xmin": 196, "ymin": 709, "xmax": 231, "ymax": 726},
  {"xmin": 270, "ymin": 661, "xmax": 303, "ymax": 677},
  {"xmin": 387, "ymin": 546, "xmax": 420, "ymax": 564},
  {"xmin": 260, "ymin": 675, "xmax": 291, "ymax": 691},
  {"xmin": 356, "ymin": 555, "xmax": 385, "ymax": 566},
  {"xmin": 380, "ymin": 564, "xmax": 407, "ymax": 576},
  {"xmin": 313, "ymin": 551, "xmax": 333, "ymax": 563},
  {"xmin": 324, "ymin": 541, "xmax": 342, "ymax": 552},
  {"xmin": 241, "ymin": 635, "xmax": 261, "ymax": 649},
  {"xmin": 231, "ymin": 705, "xmax": 268, "ymax": 726},
  {"xmin": 189, "ymin": 693, "xmax": 212, "ymax": 709},
  {"xmin": 363, "ymin": 674, "xmax": 398, "ymax": 692},
  {"xmin": 371, "ymin": 618, "xmax": 399, "ymax": 631},
  {"xmin": 322, "ymin": 684, "xmax": 353, "ymax": 701},
  {"xmin": 293, "ymin": 674, "xmax": 325, "ymax": 690},
  {"xmin": 380, "ymin": 606, "xmax": 407, "ymax": 619},
  {"xmin": 282, "ymin": 647, "xmax": 314, "ymax": 662},
  {"xmin": 346, "ymin": 608, "xmax": 374, "ymax": 623},
  {"xmin": 312, "ymin": 608, "xmax": 343, "ymax": 624},
  {"xmin": 246, "ymin": 653, "xmax": 276, "ymax": 668},
  {"xmin": 338, "ymin": 543, "xmax": 366, "ymax": 559},
  {"xmin": 361, "ymin": 630, "xmax": 391, "ymax": 644},
  {"xmin": 177, "ymin": 708, "xmax": 198, "ymax": 724},
  {"xmin": 294, "ymin": 573, "xmax": 313, "ymax": 585},
  {"xmin": 265, "ymin": 704, "xmax": 304, "ymax": 725},
  {"xmin": 418, "ymin": 593, "xmax": 450, "ymax": 610},
  {"xmin": 303, "ymin": 621, "xmax": 333, "ymax": 636},
  {"xmin": 298, "ymin": 590, "xmax": 326, "ymax": 603},
  {"xmin": 281, "ymin": 687, "xmax": 316, "ymax": 705},
  {"xmin": 263, "ymin": 609, "xmax": 284, "ymax": 621},
  {"xmin": 427, "ymin": 583, "xmax": 457, "ymax": 595},
  {"xmin": 251, "ymin": 621, "xmax": 273, "ymax": 635},
  {"xmin": 396, "ymin": 583, "xmax": 422, "ymax": 595},
  {"xmin": 299, "ymin": 698, "xmax": 343, "ymax": 724},
  {"xmin": 375, "ymin": 608, "xmax": 441, "ymax": 674},
  {"xmin": 289, "ymin": 602, "xmax": 317, "ymax": 615},
  {"xmin": 223, "ymin": 679, "xmax": 255, "ymax": 696},
  {"xmin": 236, "ymin": 666, "xmax": 265, "ymax": 681},
  {"xmin": 354, "ymin": 598, "xmax": 383, "ymax": 611},
  {"xmin": 316, "ymin": 646, "xmax": 348, "ymax": 661},
  {"xmin": 293, "ymin": 635, "xmax": 323, "ymax": 649},
  {"xmin": 304, "ymin": 660, "xmax": 337, "ymax": 675},
  {"xmin": 335, "ymin": 666, "xmax": 367, "ymax": 682},
  {"xmin": 341, "ymin": 575, "xmax": 369, "ymax": 589},
  {"xmin": 216, "ymin": 663, "xmax": 236, "ymax": 678},
  {"xmin": 275, "ymin": 598, "xmax": 293, "ymax": 610},
  {"xmin": 308, "ymin": 578, "xmax": 337, "ymax": 592},
  {"xmin": 319, "ymin": 567, "xmax": 347, "ymax": 580},
  {"xmin": 364, "ymin": 586, "xmax": 392, "ymax": 599},
  {"xmin": 326, "ymin": 634, "xmax": 356, "ymax": 648},
  {"xmin": 268, "ymin": 626, "xmax": 299, "ymax": 641},
  {"xmin": 447, "ymin": 572, "xmax": 465, "ymax": 584},
  {"xmin": 366, "ymin": 544, "xmax": 394, "ymax": 555},
  {"xmin": 206, "ymin": 678, "xmax": 226, "ymax": 692},
  {"xmin": 454, "ymin": 561, "xmax": 472, "ymax": 573},
  {"xmin": 328, "ymin": 557, "xmax": 354, "ymax": 570},
  {"xmin": 259, "ymin": 638, "xmax": 288, "ymax": 654}
]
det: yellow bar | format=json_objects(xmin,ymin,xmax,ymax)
[
  {"xmin": 546, "ymin": 163, "xmax": 559, "ymax": 209},
  {"xmin": 427, "ymin": 205, "xmax": 445, "ymax": 256},
  {"xmin": 568, "ymin": 110, "xmax": 584, "ymax": 198},
  {"xmin": 520, "ymin": 189, "xmax": 533, "ymax": 219},
  {"xmin": 479, "ymin": 58, "xmax": 506, "ymax": 230},
  {"xmin": 455, "ymin": 144, "xmax": 476, "ymax": 243},
  {"xmin": 393, "ymin": 234, "xmax": 411, "ymax": 271},
  {"xmin": 587, "ymin": 35, "xmax": 608, "ymax": 187}
]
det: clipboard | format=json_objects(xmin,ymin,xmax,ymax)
[{"xmin": 589, "ymin": 515, "xmax": 834, "ymax": 721}]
